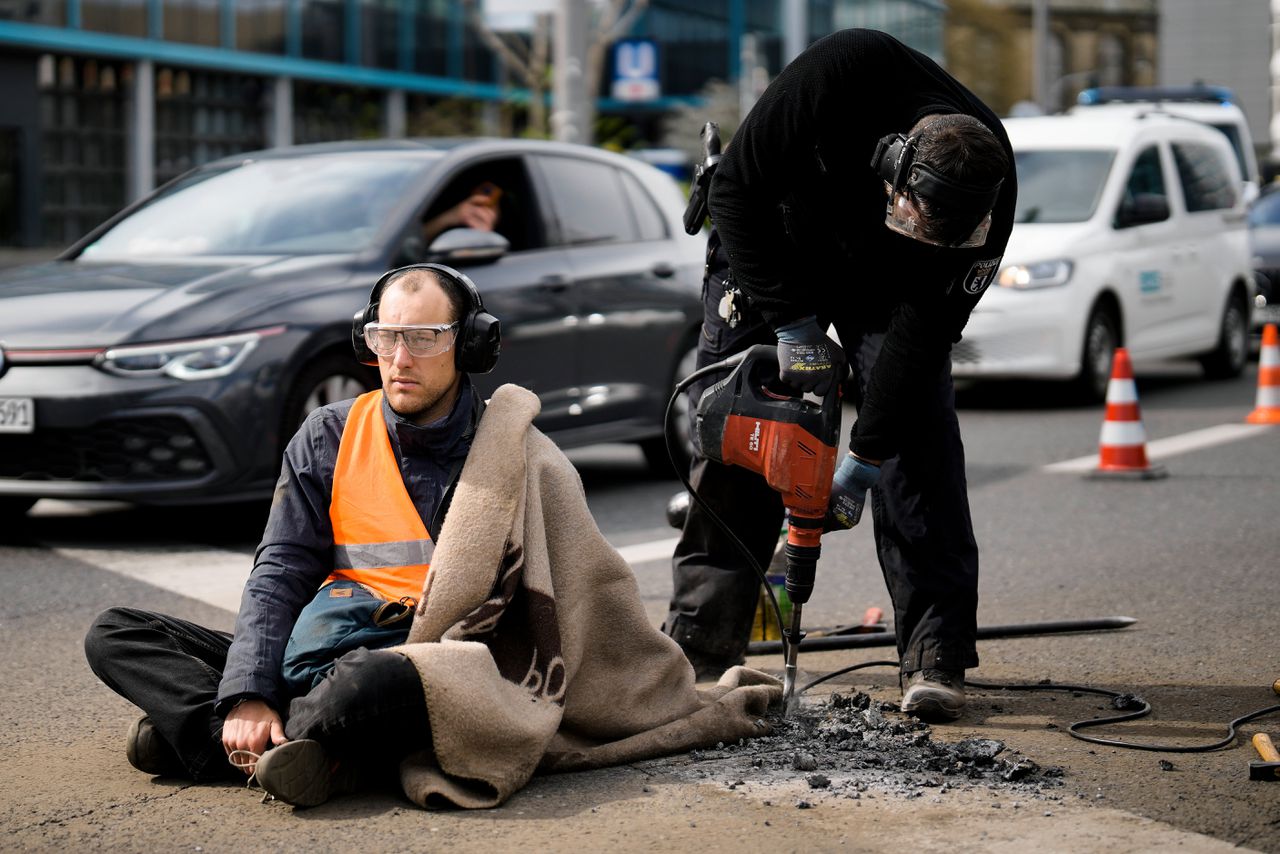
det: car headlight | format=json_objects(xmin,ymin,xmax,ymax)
[
  {"xmin": 97, "ymin": 326, "xmax": 285, "ymax": 380},
  {"xmin": 998, "ymin": 260, "xmax": 1073, "ymax": 290}
]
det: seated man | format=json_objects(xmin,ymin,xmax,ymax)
[
  {"xmin": 421, "ymin": 182, "xmax": 502, "ymax": 247},
  {"xmin": 85, "ymin": 264, "xmax": 779, "ymax": 809}
]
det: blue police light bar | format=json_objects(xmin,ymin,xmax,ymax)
[{"xmin": 1077, "ymin": 85, "xmax": 1237, "ymax": 106}]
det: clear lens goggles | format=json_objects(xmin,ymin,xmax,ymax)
[
  {"xmin": 364, "ymin": 322, "xmax": 458, "ymax": 358},
  {"xmin": 883, "ymin": 191, "xmax": 993, "ymax": 249}
]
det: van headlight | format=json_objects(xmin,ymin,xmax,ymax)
[
  {"xmin": 998, "ymin": 260, "xmax": 1073, "ymax": 290},
  {"xmin": 97, "ymin": 326, "xmax": 285, "ymax": 380}
]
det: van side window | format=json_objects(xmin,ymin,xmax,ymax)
[
  {"xmin": 1115, "ymin": 145, "xmax": 1168, "ymax": 227},
  {"xmin": 1171, "ymin": 142, "xmax": 1237, "ymax": 212},
  {"xmin": 1125, "ymin": 146, "xmax": 1166, "ymax": 204}
]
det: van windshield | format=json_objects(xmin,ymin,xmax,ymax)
[{"xmin": 1013, "ymin": 150, "xmax": 1116, "ymax": 223}]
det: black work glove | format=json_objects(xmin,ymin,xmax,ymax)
[
  {"xmin": 774, "ymin": 316, "xmax": 845, "ymax": 395},
  {"xmin": 824, "ymin": 454, "xmax": 882, "ymax": 532}
]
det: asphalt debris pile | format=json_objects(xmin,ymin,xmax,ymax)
[{"xmin": 673, "ymin": 690, "xmax": 1065, "ymax": 804}]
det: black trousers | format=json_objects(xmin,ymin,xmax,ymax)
[
  {"xmin": 664, "ymin": 245, "xmax": 980, "ymax": 675},
  {"xmin": 84, "ymin": 607, "xmax": 429, "ymax": 782}
]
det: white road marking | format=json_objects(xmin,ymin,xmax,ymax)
[
  {"xmin": 1044, "ymin": 423, "xmax": 1275, "ymax": 473},
  {"xmin": 614, "ymin": 536, "xmax": 679, "ymax": 566},
  {"xmin": 57, "ymin": 535, "xmax": 682, "ymax": 615},
  {"xmin": 54, "ymin": 543, "xmax": 252, "ymax": 613}
]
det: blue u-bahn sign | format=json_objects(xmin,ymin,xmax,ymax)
[{"xmin": 612, "ymin": 38, "xmax": 660, "ymax": 102}]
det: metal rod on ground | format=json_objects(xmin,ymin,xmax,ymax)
[{"xmin": 746, "ymin": 616, "xmax": 1137, "ymax": 657}]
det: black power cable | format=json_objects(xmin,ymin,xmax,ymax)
[{"xmin": 800, "ymin": 660, "xmax": 1280, "ymax": 754}]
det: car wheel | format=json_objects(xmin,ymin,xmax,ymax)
[
  {"xmin": 0, "ymin": 496, "xmax": 36, "ymax": 520},
  {"xmin": 1075, "ymin": 304, "xmax": 1119, "ymax": 403},
  {"xmin": 640, "ymin": 339, "xmax": 699, "ymax": 476},
  {"xmin": 1199, "ymin": 294, "xmax": 1248, "ymax": 379},
  {"xmin": 281, "ymin": 352, "xmax": 378, "ymax": 447}
]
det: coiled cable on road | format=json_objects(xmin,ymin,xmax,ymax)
[{"xmin": 797, "ymin": 659, "xmax": 1280, "ymax": 753}]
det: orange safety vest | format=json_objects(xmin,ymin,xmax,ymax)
[{"xmin": 325, "ymin": 390, "xmax": 433, "ymax": 604}]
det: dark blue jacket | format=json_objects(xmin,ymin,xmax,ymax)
[{"xmin": 215, "ymin": 379, "xmax": 481, "ymax": 714}]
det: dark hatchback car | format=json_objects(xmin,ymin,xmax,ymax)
[
  {"xmin": 1247, "ymin": 183, "xmax": 1280, "ymax": 335},
  {"xmin": 0, "ymin": 139, "xmax": 704, "ymax": 517}
]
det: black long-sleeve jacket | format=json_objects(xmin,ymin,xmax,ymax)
[
  {"xmin": 214, "ymin": 380, "xmax": 480, "ymax": 715},
  {"xmin": 709, "ymin": 29, "xmax": 1017, "ymax": 461}
]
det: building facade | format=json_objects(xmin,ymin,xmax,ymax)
[
  {"xmin": 0, "ymin": 0, "xmax": 947, "ymax": 249},
  {"xmin": 945, "ymin": 0, "xmax": 1158, "ymax": 117},
  {"xmin": 1156, "ymin": 0, "xmax": 1271, "ymax": 159}
]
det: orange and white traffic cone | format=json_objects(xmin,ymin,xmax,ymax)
[
  {"xmin": 1090, "ymin": 347, "xmax": 1167, "ymax": 480},
  {"xmin": 1246, "ymin": 323, "xmax": 1280, "ymax": 424}
]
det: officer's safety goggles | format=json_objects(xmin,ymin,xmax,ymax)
[
  {"xmin": 363, "ymin": 322, "xmax": 458, "ymax": 358},
  {"xmin": 872, "ymin": 131, "xmax": 1002, "ymax": 249},
  {"xmin": 883, "ymin": 189, "xmax": 993, "ymax": 249}
]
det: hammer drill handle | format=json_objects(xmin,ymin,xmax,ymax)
[{"xmin": 1254, "ymin": 733, "xmax": 1280, "ymax": 763}]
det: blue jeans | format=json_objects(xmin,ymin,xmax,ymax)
[{"xmin": 84, "ymin": 607, "xmax": 429, "ymax": 782}]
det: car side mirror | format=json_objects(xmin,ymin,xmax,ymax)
[
  {"xmin": 1115, "ymin": 193, "xmax": 1170, "ymax": 229},
  {"xmin": 425, "ymin": 228, "xmax": 509, "ymax": 266}
]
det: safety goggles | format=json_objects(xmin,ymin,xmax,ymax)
[
  {"xmin": 883, "ymin": 189, "xmax": 993, "ymax": 249},
  {"xmin": 872, "ymin": 131, "xmax": 1001, "ymax": 249},
  {"xmin": 363, "ymin": 322, "xmax": 458, "ymax": 358}
]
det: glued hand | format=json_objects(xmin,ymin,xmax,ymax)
[{"xmin": 222, "ymin": 699, "xmax": 286, "ymax": 775}]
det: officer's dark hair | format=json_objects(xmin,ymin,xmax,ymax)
[
  {"xmin": 377, "ymin": 267, "xmax": 467, "ymax": 325},
  {"xmin": 911, "ymin": 114, "xmax": 1009, "ymax": 244}
]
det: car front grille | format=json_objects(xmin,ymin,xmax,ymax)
[{"xmin": 0, "ymin": 417, "xmax": 213, "ymax": 483}]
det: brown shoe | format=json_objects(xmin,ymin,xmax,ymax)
[
  {"xmin": 254, "ymin": 739, "xmax": 358, "ymax": 807},
  {"xmin": 901, "ymin": 669, "xmax": 966, "ymax": 722},
  {"xmin": 126, "ymin": 715, "xmax": 186, "ymax": 777}
]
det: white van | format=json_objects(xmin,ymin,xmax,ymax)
[
  {"xmin": 1071, "ymin": 85, "xmax": 1261, "ymax": 203},
  {"xmin": 952, "ymin": 111, "xmax": 1254, "ymax": 400}
]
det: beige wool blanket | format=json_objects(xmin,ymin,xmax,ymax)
[{"xmin": 394, "ymin": 384, "xmax": 781, "ymax": 809}]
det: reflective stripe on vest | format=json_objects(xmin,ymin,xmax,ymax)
[{"xmin": 325, "ymin": 390, "xmax": 432, "ymax": 603}]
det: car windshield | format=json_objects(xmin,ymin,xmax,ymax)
[
  {"xmin": 80, "ymin": 154, "xmax": 436, "ymax": 258},
  {"xmin": 1248, "ymin": 191, "xmax": 1280, "ymax": 227},
  {"xmin": 1012, "ymin": 149, "xmax": 1116, "ymax": 223}
]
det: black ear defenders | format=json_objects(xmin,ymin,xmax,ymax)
[
  {"xmin": 351, "ymin": 263, "xmax": 501, "ymax": 374},
  {"xmin": 871, "ymin": 131, "xmax": 1002, "ymax": 215}
]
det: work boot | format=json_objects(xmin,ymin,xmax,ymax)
[
  {"xmin": 254, "ymin": 739, "xmax": 358, "ymax": 807},
  {"xmin": 125, "ymin": 715, "xmax": 186, "ymax": 777},
  {"xmin": 900, "ymin": 669, "xmax": 966, "ymax": 722}
]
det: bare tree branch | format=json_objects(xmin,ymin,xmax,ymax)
[
  {"xmin": 584, "ymin": 0, "xmax": 650, "ymax": 139},
  {"xmin": 596, "ymin": 0, "xmax": 648, "ymax": 46},
  {"xmin": 464, "ymin": 0, "xmax": 535, "ymax": 85}
]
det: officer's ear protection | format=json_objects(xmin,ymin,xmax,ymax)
[
  {"xmin": 871, "ymin": 131, "xmax": 1003, "ymax": 218},
  {"xmin": 351, "ymin": 263, "xmax": 501, "ymax": 374}
]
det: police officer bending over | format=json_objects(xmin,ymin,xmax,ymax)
[{"xmin": 666, "ymin": 28, "xmax": 1017, "ymax": 722}]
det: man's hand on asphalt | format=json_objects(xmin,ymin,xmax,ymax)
[
  {"xmin": 774, "ymin": 316, "xmax": 845, "ymax": 395},
  {"xmin": 222, "ymin": 699, "xmax": 286, "ymax": 774},
  {"xmin": 825, "ymin": 453, "xmax": 882, "ymax": 532}
]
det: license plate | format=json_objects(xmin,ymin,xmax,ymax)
[{"xmin": 0, "ymin": 397, "xmax": 34, "ymax": 434}]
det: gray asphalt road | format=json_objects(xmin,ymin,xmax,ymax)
[{"xmin": 2, "ymin": 360, "xmax": 1277, "ymax": 851}]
